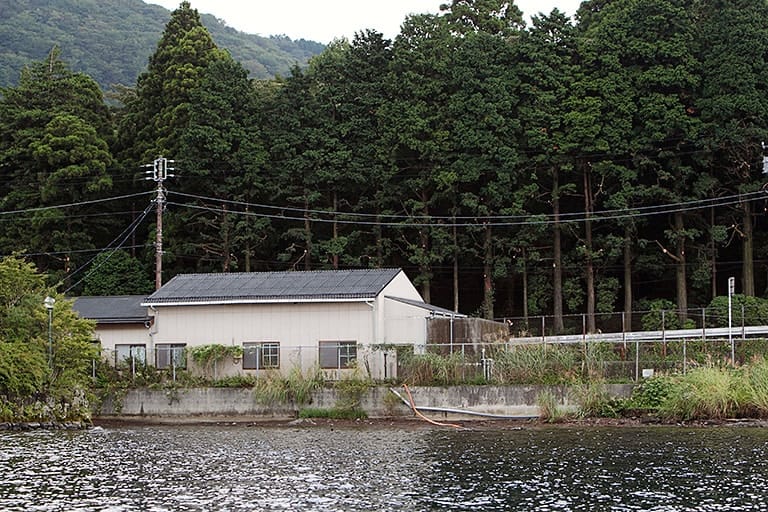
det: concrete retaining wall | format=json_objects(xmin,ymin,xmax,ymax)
[{"xmin": 96, "ymin": 384, "xmax": 634, "ymax": 422}]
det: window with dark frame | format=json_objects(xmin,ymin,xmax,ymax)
[
  {"xmin": 243, "ymin": 342, "xmax": 280, "ymax": 370},
  {"xmin": 319, "ymin": 340, "xmax": 357, "ymax": 369},
  {"xmin": 156, "ymin": 343, "xmax": 187, "ymax": 369},
  {"xmin": 115, "ymin": 344, "xmax": 146, "ymax": 368}
]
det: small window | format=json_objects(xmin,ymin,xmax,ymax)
[
  {"xmin": 243, "ymin": 342, "xmax": 280, "ymax": 370},
  {"xmin": 115, "ymin": 344, "xmax": 146, "ymax": 368},
  {"xmin": 156, "ymin": 343, "xmax": 187, "ymax": 369},
  {"xmin": 319, "ymin": 341, "xmax": 357, "ymax": 369}
]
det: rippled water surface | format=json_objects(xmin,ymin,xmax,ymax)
[{"xmin": 1, "ymin": 424, "xmax": 768, "ymax": 511}]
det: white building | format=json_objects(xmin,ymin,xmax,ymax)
[{"xmin": 74, "ymin": 268, "xmax": 464, "ymax": 380}]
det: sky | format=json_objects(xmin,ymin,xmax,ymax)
[{"xmin": 148, "ymin": 1, "xmax": 582, "ymax": 44}]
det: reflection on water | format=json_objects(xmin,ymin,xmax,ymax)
[{"xmin": 1, "ymin": 424, "xmax": 767, "ymax": 511}]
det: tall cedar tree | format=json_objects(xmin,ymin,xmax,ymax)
[
  {"xmin": 0, "ymin": 47, "xmax": 113, "ymax": 284},
  {"xmin": 695, "ymin": 0, "xmax": 768, "ymax": 298}
]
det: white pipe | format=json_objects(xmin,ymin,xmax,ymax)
[{"xmin": 388, "ymin": 388, "xmax": 537, "ymax": 420}]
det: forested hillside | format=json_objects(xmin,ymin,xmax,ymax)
[
  {"xmin": 1, "ymin": 0, "xmax": 768, "ymax": 333},
  {"xmin": 0, "ymin": 0, "xmax": 324, "ymax": 89}
]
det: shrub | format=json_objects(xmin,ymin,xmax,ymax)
[
  {"xmin": 705, "ymin": 295, "xmax": 768, "ymax": 328},
  {"xmin": 628, "ymin": 376, "xmax": 675, "ymax": 412},
  {"xmin": 638, "ymin": 298, "xmax": 684, "ymax": 331},
  {"xmin": 572, "ymin": 380, "xmax": 625, "ymax": 418}
]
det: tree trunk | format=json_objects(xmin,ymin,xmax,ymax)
[
  {"xmin": 522, "ymin": 246, "xmax": 529, "ymax": 325},
  {"xmin": 453, "ymin": 222, "xmax": 459, "ymax": 313},
  {"xmin": 331, "ymin": 192, "xmax": 339, "ymax": 270},
  {"xmin": 623, "ymin": 226, "xmax": 633, "ymax": 330},
  {"xmin": 482, "ymin": 223, "xmax": 493, "ymax": 320},
  {"xmin": 552, "ymin": 168, "xmax": 564, "ymax": 334},
  {"xmin": 375, "ymin": 212, "xmax": 383, "ymax": 267},
  {"xmin": 674, "ymin": 211, "xmax": 688, "ymax": 324},
  {"xmin": 419, "ymin": 227, "xmax": 431, "ymax": 304},
  {"xmin": 244, "ymin": 206, "xmax": 252, "ymax": 272},
  {"xmin": 710, "ymin": 207, "xmax": 716, "ymax": 298},
  {"xmin": 743, "ymin": 200, "xmax": 755, "ymax": 296},
  {"xmin": 303, "ymin": 195, "xmax": 312, "ymax": 271},
  {"xmin": 583, "ymin": 167, "xmax": 596, "ymax": 333},
  {"xmin": 222, "ymin": 203, "xmax": 231, "ymax": 272}
]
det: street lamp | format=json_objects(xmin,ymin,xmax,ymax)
[{"xmin": 44, "ymin": 296, "xmax": 55, "ymax": 367}]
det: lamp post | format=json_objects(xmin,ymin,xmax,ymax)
[{"xmin": 44, "ymin": 296, "xmax": 55, "ymax": 367}]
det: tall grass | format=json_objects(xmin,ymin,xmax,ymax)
[
  {"xmin": 659, "ymin": 366, "xmax": 740, "ymax": 421},
  {"xmin": 536, "ymin": 390, "xmax": 566, "ymax": 423},
  {"xmin": 742, "ymin": 356, "xmax": 768, "ymax": 417},
  {"xmin": 252, "ymin": 366, "xmax": 324, "ymax": 406},
  {"xmin": 493, "ymin": 344, "xmax": 580, "ymax": 384},
  {"xmin": 398, "ymin": 351, "xmax": 468, "ymax": 385}
]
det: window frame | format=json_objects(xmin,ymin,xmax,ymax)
[
  {"xmin": 319, "ymin": 340, "xmax": 357, "ymax": 369},
  {"xmin": 242, "ymin": 341, "xmax": 281, "ymax": 370},
  {"xmin": 156, "ymin": 343, "xmax": 187, "ymax": 369},
  {"xmin": 114, "ymin": 344, "xmax": 146, "ymax": 368}
]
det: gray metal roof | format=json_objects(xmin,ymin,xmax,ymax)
[
  {"xmin": 144, "ymin": 268, "xmax": 403, "ymax": 305},
  {"xmin": 72, "ymin": 295, "xmax": 150, "ymax": 324},
  {"xmin": 385, "ymin": 296, "xmax": 467, "ymax": 318}
]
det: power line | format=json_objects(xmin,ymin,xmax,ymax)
[
  {"xmin": 166, "ymin": 189, "xmax": 767, "ymax": 228},
  {"xmin": 0, "ymin": 192, "xmax": 153, "ymax": 217},
  {"xmin": 63, "ymin": 204, "xmax": 154, "ymax": 294}
]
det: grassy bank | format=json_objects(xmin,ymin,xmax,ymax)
[{"xmin": 545, "ymin": 356, "xmax": 768, "ymax": 423}]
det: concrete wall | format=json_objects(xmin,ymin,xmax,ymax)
[{"xmin": 96, "ymin": 384, "xmax": 634, "ymax": 422}]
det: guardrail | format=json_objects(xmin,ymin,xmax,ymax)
[{"xmin": 509, "ymin": 325, "xmax": 768, "ymax": 345}]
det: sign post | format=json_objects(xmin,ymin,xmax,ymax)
[{"xmin": 728, "ymin": 276, "xmax": 735, "ymax": 364}]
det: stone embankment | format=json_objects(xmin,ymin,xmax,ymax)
[{"xmin": 95, "ymin": 384, "xmax": 634, "ymax": 423}]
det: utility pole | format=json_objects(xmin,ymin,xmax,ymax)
[{"xmin": 144, "ymin": 156, "xmax": 174, "ymax": 290}]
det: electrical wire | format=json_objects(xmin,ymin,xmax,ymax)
[
  {"xmin": 0, "ymin": 191, "xmax": 153, "ymax": 217},
  {"xmin": 63, "ymin": 204, "xmax": 154, "ymax": 294},
  {"xmin": 170, "ymin": 189, "xmax": 768, "ymax": 222},
  {"xmin": 166, "ymin": 189, "xmax": 767, "ymax": 228}
]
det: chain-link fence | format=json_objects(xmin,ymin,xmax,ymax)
[{"xmin": 501, "ymin": 303, "xmax": 768, "ymax": 338}]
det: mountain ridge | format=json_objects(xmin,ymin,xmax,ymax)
[{"xmin": 0, "ymin": 0, "xmax": 324, "ymax": 90}]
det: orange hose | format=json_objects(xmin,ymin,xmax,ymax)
[{"xmin": 403, "ymin": 384, "xmax": 462, "ymax": 429}]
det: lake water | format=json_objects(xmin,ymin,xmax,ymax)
[{"xmin": 1, "ymin": 423, "xmax": 767, "ymax": 511}]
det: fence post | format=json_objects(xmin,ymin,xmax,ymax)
[
  {"xmin": 541, "ymin": 316, "xmax": 545, "ymax": 342},
  {"xmin": 635, "ymin": 339, "xmax": 640, "ymax": 382}
]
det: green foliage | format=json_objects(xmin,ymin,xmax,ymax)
[
  {"xmin": 334, "ymin": 371, "xmax": 373, "ymax": 410},
  {"xmin": 639, "ymin": 299, "xmax": 684, "ymax": 331},
  {"xmin": 0, "ymin": 256, "xmax": 97, "ymax": 422},
  {"xmin": 189, "ymin": 344, "xmax": 243, "ymax": 368},
  {"xmin": 536, "ymin": 390, "xmax": 566, "ymax": 423},
  {"xmin": 252, "ymin": 366, "xmax": 324, "ymax": 406},
  {"xmin": 82, "ymin": 250, "xmax": 153, "ymax": 296},
  {"xmin": 298, "ymin": 407, "xmax": 368, "ymax": 420},
  {"xmin": 630, "ymin": 376, "xmax": 675, "ymax": 411},
  {"xmin": 492, "ymin": 344, "xmax": 579, "ymax": 385},
  {"xmin": 3, "ymin": 0, "xmax": 768, "ymax": 329},
  {"xmin": 572, "ymin": 380, "xmax": 625, "ymax": 418},
  {"xmin": 741, "ymin": 356, "xmax": 768, "ymax": 417},
  {"xmin": 659, "ymin": 366, "xmax": 742, "ymax": 421},
  {"xmin": 706, "ymin": 295, "xmax": 768, "ymax": 328},
  {"xmin": 0, "ymin": 0, "xmax": 323, "ymax": 90},
  {"xmin": 397, "ymin": 350, "xmax": 470, "ymax": 386}
]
